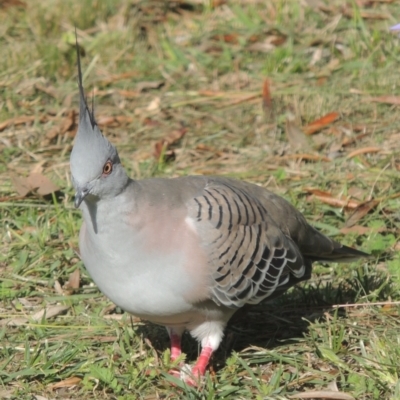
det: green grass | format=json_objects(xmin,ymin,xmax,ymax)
[{"xmin": 1, "ymin": 0, "xmax": 400, "ymax": 398}]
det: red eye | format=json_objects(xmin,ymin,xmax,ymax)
[{"xmin": 103, "ymin": 161, "xmax": 113, "ymax": 175}]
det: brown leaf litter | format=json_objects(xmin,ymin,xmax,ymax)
[
  {"xmin": 153, "ymin": 125, "xmax": 187, "ymax": 161},
  {"xmin": 11, "ymin": 171, "xmax": 59, "ymax": 198}
]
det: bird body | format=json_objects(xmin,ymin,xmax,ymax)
[
  {"xmin": 70, "ymin": 36, "xmax": 368, "ymax": 384},
  {"xmin": 80, "ymin": 177, "xmax": 212, "ymax": 324}
]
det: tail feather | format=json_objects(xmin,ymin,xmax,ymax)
[{"xmin": 307, "ymin": 243, "xmax": 369, "ymax": 263}]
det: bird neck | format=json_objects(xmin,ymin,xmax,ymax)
[{"xmin": 82, "ymin": 175, "xmax": 135, "ymax": 234}]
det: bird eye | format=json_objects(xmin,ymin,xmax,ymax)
[{"xmin": 103, "ymin": 160, "xmax": 113, "ymax": 175}]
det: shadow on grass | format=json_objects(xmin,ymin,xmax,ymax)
[{"xmin": 133, "ymin": 266, "xmax": 391, "ymax": 371}]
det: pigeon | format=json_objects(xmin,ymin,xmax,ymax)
[{"xmin": 70, "ymin": 37, "xmax": 368, "ymax": 385}]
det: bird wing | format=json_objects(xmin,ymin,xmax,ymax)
[
  {"xmin": 189, "ymin": 178, "xmax": 311, "ymax": 307},
  {"xmin": 186, "ymin": 177, "xmax": 365, "ymax": 309}
]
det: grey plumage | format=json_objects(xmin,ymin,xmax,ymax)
[{"xmin": 69, "ymin": 34, "xmax": 368, "ymax": 385}]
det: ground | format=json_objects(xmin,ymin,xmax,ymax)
[{"xmin": 1, "ymin": 0, "xmax": 400, "ymax": 399}]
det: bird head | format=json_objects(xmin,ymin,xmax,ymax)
[{"xmin": 70, "ymin": 34, "xmax": 128, "ymax": 208}]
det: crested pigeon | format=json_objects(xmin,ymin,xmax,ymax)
[{"xmin": 70, "ymin": 38, "xmax": 368, "ymax": 385}]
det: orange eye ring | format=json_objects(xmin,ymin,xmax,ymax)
[{"xmin": 103, "ymin": 160, "xmax": 113, "ymax": 175}]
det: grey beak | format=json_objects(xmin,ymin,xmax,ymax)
[{"xmin": 74, "ymin": 188, "xmax": 88, "ymax": 208}]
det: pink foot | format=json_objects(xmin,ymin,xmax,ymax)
[
  {"xmin": 165, "ymin": 346, "xmax": 214, "ymax": 387},
  {"xmin": 182, "ymin": 345, "xmax": 214, "ymax": 386},
  {"xmin": 166, "ymin": 365, "xmax": 200, "ymax": 387},
  {"xmin": 165, "ymin": 328, "xmax": 216, "ymax": 387},
  {"xmin": 167, "ymin": 368, "xmax": 181, "ymax": 378},
  {"xmin": 183, "ymin": 375, "xmax": 199, "ymax": 387}
]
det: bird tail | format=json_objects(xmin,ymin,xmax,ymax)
[{"xmin": 307, "ymin": 243, "xmax": 370, "ymax": 263}]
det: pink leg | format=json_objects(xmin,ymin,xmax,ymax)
[
  {"xmin": 169, "ymin": 331, "xmax": 182, "ymax": 362},
  {"xmin": 191, "ymin": 345, "xmax": 213, "ymax": 377},
  {"xmin": 166, "ymin": 328, "xmax": 184, "ymax": 380}
]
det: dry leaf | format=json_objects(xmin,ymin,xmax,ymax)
[
  {"xmin": 304, "ymin": 188, "xmax": 359, "ymax": 209},
  {"xmin": 135, "ymin": 97, "xmax": 161, "ymax": 115},
  {"xmin": 93, "ymin": 88, "xmax": 140, "ymax": 99},
  {"xmin": 304, "ymin": 112, "xmax": 340, "ymax": 135},
  {"xmin": 341, "ymin": 132, "xmax": 369, "ymax": 147},
  {"xmin": 11, "ymin": 175, "xmax": 31, "ymax": 197},
  {"xmin": 248, "ymin": 40, "xmax": 276, "ymax": 53},
  {"xmin": 346, "ymin": 146, "xmax": 381, "ymax": 159},
  {"xmin": 196, "ymin": 143, "xmax": 223, "ymax": 157},
  {"xmin": 315, "ymin": 196, "xmax": 358, "ymax": 209},
  {"xmin": 116, "ymin": 89, "xmax": 140, "ymax": 98},
  {"xmin": 312, "ymin": 195, "xmax": 359, "ymax": 209},
  {"xmin": 342, "ymin": 4, "xmax": 389, "ymax": 21},
  {"xmin": 115, "ymin": 115, "xmax": 134, "ymax": 124},
  {"xmin": 147, "ymin": 97, "xmax": 161, "ymax": 111},
  {"xmin": 198, "ymin": 90, "xmax": 225, "ymax": 97},
  {"xmin": 45, "ymin": 109, "xmax": 76, "ymax": 142},
  {"xmin": 97, "ymin": 115, "xmax": 116, "ymax": 126},
  {"xmin": 0, "ymin": 305, "xmax": 70, "ymax": 327},
  {"xmin": 65, "ymin": 268, "xmax": 80, "ymax": 290},
  {"xmin": 382, "ymin": 303, "xmax": 394, "ymax": 312},
  {"xmin": 219, "ymin": 94, "xmax": 260, "ymax": 108},
  {"xmin": 212, "ymin": 33, "xmax": 239, "ymax": 44},
  {"xmin": 211, "ymin": 0, "xmax": 227, "ymax": 7},
  {"xmin": 262, "ymin": 79, "xmax": 273, "ymax": 118},
  {"xmin": 92, "ymin": 114, "xmax": 134, "ymax": 128},
  {"xmin": 285, "ymin": 115, "xmax": 311, "ymax": 151},
  {"xmin": 327, "ymin": 380, "xmax": 339, "ymax": 392},
  {"xmin": 101, "ymin": 304, "xmax": 117, "ymax": 315},
  {"xmin": 310, "ymin": 47, "xmax": 323, "ymax": 66},
  {"xmin": 27, "ymin": 173, "xmax": 59, "ymax": 196},
  {"xmin": 288, "ymin": 390, "xmax": 355, "ymax": 399},
  {"xmin": 265, "ymin": 32, "xmax": 286, "ymax": 46},
  {"xmin": 16, "ymin": 78, "xmax": 45, "ymax": 96},
  {"xmin": 153, "ymin": 126, "xmax": 187, "ymax": 160},
  {"xmin": 0, "ymin": 115, "xmax": 47, "ymax": 132},
  {"xmin": 0, "ymin": 317, "xmax": 26, "ymax": 327},
  {"xmin": 12, "ymin": 172, "xmax": 59, "ymax": 198},
  {"xmin": 136, "ymin": 80, "xmax": 164, "ymax": 92},
  {"xmin": 100, "ymin": 71, "xmax": 138, "ymax": 85},
  {"xmin": 304, "ymin": 188, "xmax": 333, "ymax": 197},
  {"xmin": 248, "ymin": 32, "xmax": 287, "ymax": 53},
  {"xmin": 344, "ymin": 199, "xmax": 379, "ymax": 227},
  {"xmin": 368, "ymin": 95, "xmax": 400, "ymax": 105},
  {"xmin": 279, "ymin": 154, "xmax": 331, "ymax": 162},
  {"xmin": 48, "ymin": 376, "xmax": 81, "ymax": 390},
  {"xmin": 96, "ymin": 335, "xmax": 119, "ymax": 343},
  {"xmin": 143, "ymin": 117, "xmax": 161, "ymax": 127},
  {"xmin": 316, "ymin": 76, "xmax": 328, "ymax": 86},
  {"xmin": 32, "ymin": 305, "xmax": 70, "ymax": 321},
  {"xmin": 54, "ymin": 280, "xmax": 63, "ymax": 295},
  {"xmin": 340, "ymin": 225, "xmax": 377, "ymax": 235},
  {"xmin": 347, "ymin": 186, "xmax": 368, "ymax": 200},
  {"xmin": 0, "ymin": 0, "xmax": 26, "ymax": 8},
  {"xmin": 35, "ymin": 82, "xmax": 58, "ymax": 98},
  {"xmin": 217, "ymin": 71, "xmax": 249, "ymax": 89},
  {"xmin": 0, "ymin": 390, "xmax": 14, "ymax": 400},
  {"xmin": 103, "ymin": 314, "xmax": 141, "ymax": 322}
]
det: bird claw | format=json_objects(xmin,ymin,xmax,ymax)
[{"xmin": 167, "ymin": 364, "xmax": 202, "ymax": 387}]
